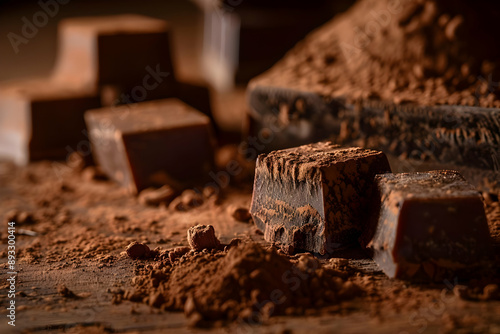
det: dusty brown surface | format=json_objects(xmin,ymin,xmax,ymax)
[
  {"xmin": 0, "ymin": 157, "xmax": 499, "ymax": 333},
  {"xmin": 251, "ymin": 0, "xmax": 500, "ymax": 108}
]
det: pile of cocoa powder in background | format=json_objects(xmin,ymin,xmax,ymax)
[{"xmin": 254, "ymin": 0, "xmax": 500, "ymax": 108}]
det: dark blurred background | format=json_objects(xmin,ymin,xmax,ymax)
[
  {"xmin": 0, "ymin": 0, "xmax": 353, "ymax": 129},
  {"xmin": 0, "ymin": 0, "xmax": 353, "ymax": 82}
]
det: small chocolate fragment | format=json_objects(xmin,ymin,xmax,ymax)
[
  {"xmin": 249, "ymin": 142, "xmax": 391, "ymax": 254},
  {"xmin": 187, "ymin": 224, "xmax": 221, "ymax": 251},
  {"xmin": 58, "ymin": 285, "xmax": 78, "ymax": 298},
  {"xmin": 0, "ymin": 81, "xmax": 101, "ymax": 165},
  {"xmin": 138, "ymin": 185, "xmax": 177, "ymax": 207},
  {"xmin": 169, "ymin": 247, "xmax": 191, "ymax": 262},
  {"xmin": 85, "ymin": 99, "xmax": 216, "ymax": 194},
  {"xmin": 126, "ymin": 242, "xmax": 151, "ymax": 259},
  {"xmin": 364, "ymin": 171, "xmax": 491, "ymax": 280},
  {"xmin": 229, "ymin": 206, "xmax": 252, "ymax": 223}
]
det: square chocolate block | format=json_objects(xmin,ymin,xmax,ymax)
[
  {"xmin": 53, "ymin": 15, "xmax": 176, "ymax": 89},
  {"xmin": 249, "ymin": 142, "xmax": 391, "ymax": 254},
  {"xmin": 364, "ymin": 171, "xmax": 492, "ymax": 280},
  {"xmin": 0, "ymin": 80, "xmax": 101, "ymax": 165},
  {"xmin": 85, "ymin": 98, "xmax": 216, "ymax": 194}
]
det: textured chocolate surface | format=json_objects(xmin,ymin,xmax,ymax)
[
  {"xmin": 249, "ymin": 141, "xmax": 391, "ymax": 254},
  {"xmin": 364, "ymin": 171, "xmax": 492, "ymax": 280},
  {"xmin": 85, "ymin": 98, "xmax": 215, "ymax": 194},
  {"xmin": 247, "ymin": 85, "xmax": 500, "ymax": 172},
  {"xmin": 0, "ymin": 80, "xmax": 101, "ymax": 165}
]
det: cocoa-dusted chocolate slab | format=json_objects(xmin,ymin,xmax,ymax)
[
  {"xmin": 249, "ymin": 141, "xmax": 391, "ymax": 254},
  {"xmin": 247, "ymin": 84, "xmax": 500, "ymax": 172},
  {"xmin": 0, "ymin": 80, "xmax": 101, "ymax": 165},
  {"xmin": 85, "ymin": 98, "xmax": 215, "ymax": 194},
  {"xmin": 363, "ymin": 171, "xmax": 491, "ymax": 281}
]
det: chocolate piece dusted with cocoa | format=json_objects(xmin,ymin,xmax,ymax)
[
  {"xmin": 187, "ymin": 224, "xmax": 221, "ymax": 251},
  {"xmin": 249, "ymin": 142, "xmax": 391, "ymax": 254},
  {"xmin": 0, "ymin": 80, "xmax": 101, "ymax": 165},
  {"xmin": 53, "ymin": 14, "xmax": 176, "ymax": 89},
  {"xmin": 364, "ymin": 171, "xmax": 492, "ymax": 280},
  {"xmin": 85, "ymin": 98, "xmax": 215, "ymax": 194},
  {"xmin": 247, "ymin": 85, "xmax": 500, "ymax": 172}
]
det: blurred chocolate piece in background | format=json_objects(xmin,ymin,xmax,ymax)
[
  {"xmin": 0, "ymin": 80, "xmax": 100, "ymax": 165},
  {"xmin": 85, "ymin": 98, "xmax": 216, "ymax": 194},
  {"xmin": 194, "ymin": 0, "xmax": 353, "ymax": 90},
  {"xmin": 53, "ymin": 14, "xmax": 176, "ymax": 90}
]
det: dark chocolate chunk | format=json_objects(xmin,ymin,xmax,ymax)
[
  {"xmin": 0, "ymin": 80, "xmax": 101, "ymax": 165},
  {"xmin": 187, "ymin": 224, "xmax": 221, "ymax": 251},
  {"xmin": 85, "ymin": 98, "xmax": 216, "ymax": 194},
  {"xmin": 249, "ymin": 142, "xmax": 391, "ymax": 254},
  {"xmin": 364, "ymin": 171, "xmax": 491, "ymax": 280}
]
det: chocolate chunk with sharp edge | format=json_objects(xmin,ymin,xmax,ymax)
[
  {"xmin": 85, "ymin": 98, "xmax": 216, "ymax": 194},
  {"xmin": 249, "ymin": 142, "xmax": 391, "ymax": 254},
  {"xmin": 363, "ymin": 171, "xmax": 492, "ymax": 280},
  {"xmin": 0, "ymin": 80, "xmax": 101, "ymax": 165},
  {"xmin": 53, "ymin": 14, "xmax": 176, "ymax": 89}
]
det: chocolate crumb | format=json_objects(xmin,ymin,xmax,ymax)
[
  {"xmin": 125, "ymin": 242, "xmax": 151, "ymax": 259},
  {"xmin": 229, "ymin": 206, "xmax": 252, "ymax": 223},
  {"xmin": 58, "ymin": 285, "xmax": 78, "ymax": 298},
  {"xmin": 187, "ymin": 224, "xmax": 221, "ymax": 251},
  {"xmin": 138, "ymin": 185, "xmax": 176, "ymax": 207}
]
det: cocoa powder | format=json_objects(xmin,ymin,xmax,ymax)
[
  {"xmin": 122, "ymin": 241, "xmax": 364, "ymax": 326},
  {"xmin": 252, "ymin": 0, "xmax": 500, "ymax": 108}
]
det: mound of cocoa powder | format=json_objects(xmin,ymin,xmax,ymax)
[
  {"xmin": 252, "ymin": 0, "xmax": 500, "ymax": 108},
  {"xmin": 121, "ymin": 242, "xmax": 363, "ymax": 326}
]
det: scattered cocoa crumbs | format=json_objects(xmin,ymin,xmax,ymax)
[
  {"xmin": 168, "ymin": 247, "xmax": 191, "ymax": 262},
  {"xmin": 169, "ymin": 189, "xmax": 205, "ymax": 211},
  {"xmin": 1, "ymin": 159, "xmax": 499, "ymax": 330}
]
